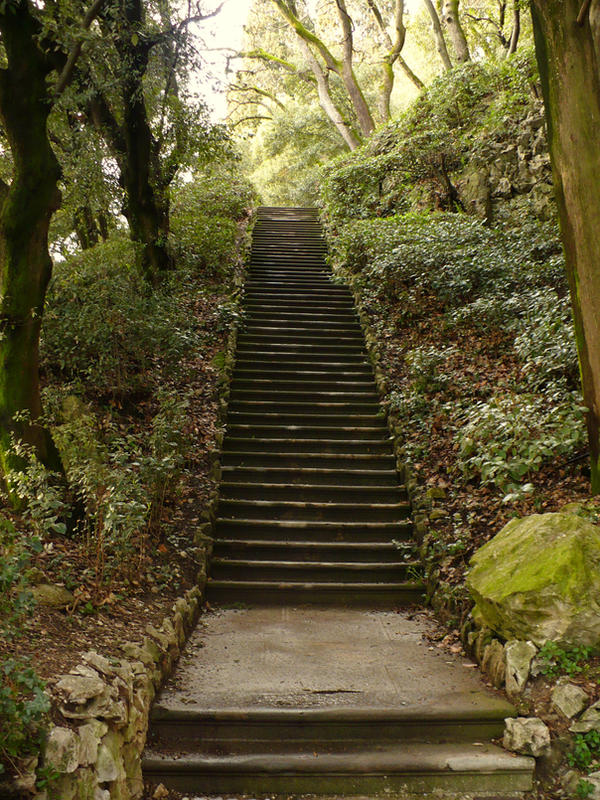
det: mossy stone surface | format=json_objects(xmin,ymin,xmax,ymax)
[{"xmin": 467, "ymin": 513, "xmax": 600, "ymax": 647}]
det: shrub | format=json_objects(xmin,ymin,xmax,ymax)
[
  {"xmin": 0, "ymin": 517, "xmax": 50, "ymax": 776},
  {"xmin": 41, "ymin": 232, "xmax": 204, "ymax": 397},
  {"xmin": 170, "ymin": 211, "xmax": 238, "ymax": 277},
  {"xmin": 457, "ymin": 391, "xmax": 586, "ymax": 492}
]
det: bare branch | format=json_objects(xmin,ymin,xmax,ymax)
[{"xmin": 227, "ymin": 114, "xmax": 273, "ymax": 128}]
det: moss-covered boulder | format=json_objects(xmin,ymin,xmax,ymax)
[{"xmin": 467, "ymin": 513, "xmax": 600, "ymax": 647}]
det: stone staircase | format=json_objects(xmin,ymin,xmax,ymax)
[
  {"xmin": 208, "ymin": 206, "xmax": 423, "ymax": 608},
  {"xmin": 143, "ymin": 207, "xmax": 534, "ymax": 797}
]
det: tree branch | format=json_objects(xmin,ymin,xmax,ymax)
[
  {"xmin": 577, "ymin": 0, "xmax": 592, "ymax": 24},
  {"xmin": 55, "ymin": 0, "xmax": 106, "ymax": 97},
  {"xmin": 269, "ymin": 0, "xmax": 341, "ymax": 72}
]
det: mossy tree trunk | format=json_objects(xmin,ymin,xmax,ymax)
[
  {"xmin": 530, "ymin": 0, "xmax": 600, "ymax": 492},
  {"xmin": 117, "ymin": 0, "xmax": 171, "ymax": 280},
  {"xmin": 441, "ymin": 0, "xmax": 471, "ymax": 62},
  {"xmin": 89, "ymin": 0, "xmax": 173, "ymax": 283},
  {"xmin": 0, "ymin": 0, "xmax": 64, "ymax": 479}
]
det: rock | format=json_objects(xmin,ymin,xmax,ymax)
[
  {"xmin": 44, "ymin": 727, "xmax": 80, "ymax": 773},
  {"xmin": 82, "ymin": 651, "xmax": 115, "ymax": 677},
  {"xmin": 31, "ymin": 584, "xmax": 74, "ymax": 609},
  {"xmin": 561, "ymin": 769, "xmax": 583, "ymax": 795},
  {"xmin": 503, "ymin": 716, "xmax": 550, "ymax": 756},
  {"xmin": 570, "ymin": 700, "xmax": 600, "ymax": 733},
  {"xmin": 551, "ymin": 678, "xmax": 588, "ymax": 718},
  {"xmin": 467, "ymin": 513, "xmax": 600, "ymax": 647},
  {"xmin": 77, "ymin": 721, "xmax": 106, "ymax": 766},
  {"xmin": 97, "ymin": 731, "xmax": 125, "ymax": 783},
  {"xmin": 460, "ymin": 169, "xmax": 492, "ymax": 222},
  {"xmin": 585, "ymin": 771, "xmax": 600, "ymax": 798},
  {"xmin": 55, "ymin": 674, "xmax": 106, "ymax": 705},
  {"xmin": 505, "ymin": 640, "xmax": 537, "ymax": 695},
  {"xmin": 153, "ymin": 785, "xmax": 170, "ymax": 799},
  {"xmin": 493, "ymin": 176, "xmax": 513, "ymax": 198},
  {"xmin": 56, "ymin": 667, "xmax": 128, "ymax": 722},
  {"xmin": 532, "ymin": 182, "xmax": 556, "ymax": 220},
  {"xmin": 481, "ymin": 639, "xmax": 506, "ymax": 688}
]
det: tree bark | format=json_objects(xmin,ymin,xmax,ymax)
[
  {"xmin": 0, "ymin": 0, "xmax": 64, "ymax": 480},
  {"xmin": 334, "ymin": 0, "xmax": 376, "ymax": 135},
  {"xmin": 117, "ymin": 0, "xmax": 171, "ymax": 281},
  {"xmin": 367, "ymin": 0, "xmax": 424, "ymax": 122},
  {"xmin": 441, "ymin": 0, "xmax": 471, "ymax": 61},
  {"xmin": 530, "ymin": 0, "xmax": 600, "ymax": 492},
  {"xmin": 89, "ymin": 0, "xmax": 172, "ymax": 283},
  {"xmin": 423, "ymin": 0, "xmax": 453, "ymax": 69},
  {"xmin": 507, "ymin": 0, "xmax": 520, "ymax": 55},
  {"xmin": 295, "ymin": 37, "xmax": 361, "ymax": 149}
]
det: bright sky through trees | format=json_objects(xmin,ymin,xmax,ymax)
[{"xmin": 200, "ymin": 0, "xmax": 251, "ymax": 119}]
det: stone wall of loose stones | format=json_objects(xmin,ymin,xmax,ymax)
[{"xmin": 11, "ymin": 218, "xmax": 255, "ymax": 800}]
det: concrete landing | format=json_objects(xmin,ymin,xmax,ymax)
[{"xmin": 157, "ymin": 607, "xmax": 510, "ymax": 715}]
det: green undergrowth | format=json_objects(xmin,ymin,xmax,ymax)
[
  {"xmin": 0, "ymin": 161, "xmax": 254, "ymax": 778},
  {"xmin": 318, "ymin": 60, "xmax": 592, "ymax": 798},
  {"xmin": 324, "ymin": 209, "xmax": 584, "ymax": 497},
  {"xmin": 317, "ymin": 56, "xmax": 587, "ymax": 640}
]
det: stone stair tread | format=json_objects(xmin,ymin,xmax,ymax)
[
  {"xmin": 206, "ymin": 579, "xmax": 425, "ymax": 592},
  {"xmin": 213, "ymin": 539, "xmax": 409, "ymax": 551},
  {"xmin": 219, "ymin": 499, "xmax": 409, "ymax": 510},
  {"xmin": 211, "ymin": 558, "xmax": 416, "ymax": 569},
  {"xmin": 143, "ymin": 743, "xmax": 532, "ymax": 775}
]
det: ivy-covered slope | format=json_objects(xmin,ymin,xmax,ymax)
[{"xmin": 318, "ymin": 52, "xmax": 593, "ymax": 626}]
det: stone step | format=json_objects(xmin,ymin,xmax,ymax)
[
  {"xmin": 245, "ymin": 294, "xmax": 353, "ymax": 304},
  {"xmin": 226, "ymin": 423, "xmax": 388, "ymax": 440},
  {"xmin": 148, "ymin": 704, "xmax": 517, "ymax": 753},
  {"xmin": 244, "ymin": 290, "xmax": 351, "ymax": 301},
  {"xmin": 234, "ymin": 359, "xmax": 372, "ymax": 373},
  {"xmin": 220, "ymin": 451, "xmax": 396, "ymax": 469},
  {"xmin": 143, "ymin": 744, "xmax": 533, "ymax": 795},
  {"xmin": 227, "ymin": 390, "xmax": 378, "ymax": 404},
  {"xmin": 244, "ymin": 302, "xmax": 356, "ymax": 313},
  {"xmin": 219, "ymin": 481, "xmax": 406, "ymax": 503},
  {"xmin": 237, "ymin": 332, "xmax": 366, "ymax": 346},
  {"xmin": 215, "ymin": 518, "xmax": 414, "ymax": 542},
  {"xmin": 230, "ymin": 377, "xmax": 374, "ymax": 393},
  {"xmin": 245, "ymin": 310, "xmax": 359, "ymax": 324},
  {"xmin": 205, "ymin": 580, "xmax": 425, "ymax": 607},
  {"xmin": 222, "ymin": 437, "xmax": 391, "ymax": 455},
  {"xmin": 212, "ymin": 539, "xmax": 413, "ymax": 562},
  {"xmin": 235, "ymin": 341, "xmax": 367, "ymax": 355},
  {"xmin": 217, "ymin": 499, "xmax": 410, "ymax": 522},
  {"xmin": 240, "ymin": 324, "xmax": 364, "ymax": 339},
  {"xmin": 220, "ymin": 465, "xmax": 399, "ymax": 486},
  {"xmin": 210, "ymin": 558, "xmax": 418, "ymax": 583}
]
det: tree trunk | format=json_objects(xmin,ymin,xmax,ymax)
[
  {"xmin": 0, "ymin": 1, "xmax": 64, "ymax": 481},
  {"xmin": 119, "ymin": 3, "xmax": 172, "ymax": 281},
  {"xmin": 507, "ymin": 0, "xmax": 520, "ymax": 55},
  {"xmin": 441, "ymin": 0, "xmax": 471, "ymax": 62},
  {"xmin": 333, "ymin": 0, "xmax": 376, "ymax": 136},
  {"xmin": 530, "ymin": 0, "xmax": 600, "ymax": 492},
  {"xmin": 423, "ymin": 0, "xmax": 453, "ymax": 69},
  {"xmin": 74, "ymin": 205, "xmax": 100, "ymax": 250},
  {"xmin": 295, "ymin": 37, "xmax": 361, "ymax": 149},
  {"xmin": 91, "ymin": 0, "xmax": 172, "ymax": 283}
]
